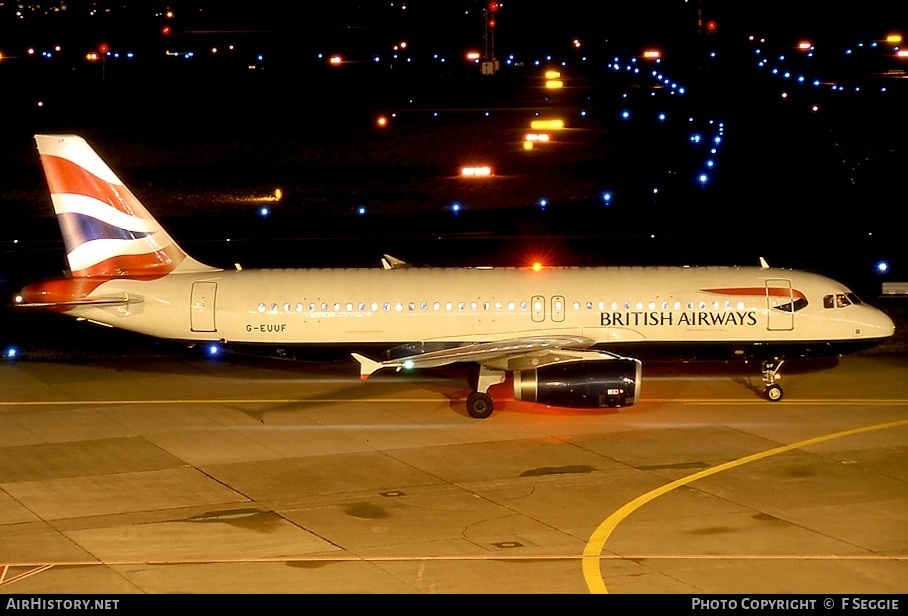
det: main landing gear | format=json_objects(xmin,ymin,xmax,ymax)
[
  {"xmin": 762, "ymin": 358, "xmax": 785, "ymax": 401},
  {"xmin": 466, "ymin": 365, "xmax": 506, "ymax": 419}
]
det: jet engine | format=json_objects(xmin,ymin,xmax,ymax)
[{"xmin": 512, "ymin": 356, "xmax": 642, "ymax": 408}]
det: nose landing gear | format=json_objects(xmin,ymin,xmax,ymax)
[{"xmin": 762, "ymin": 358, "xmax": 784, "ymax": 401}]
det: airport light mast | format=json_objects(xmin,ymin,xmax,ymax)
[{"xmin": 482, "ymin": 1, "xmax": 499, "ymax": 75}]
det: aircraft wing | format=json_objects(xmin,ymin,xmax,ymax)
[{"xmin": 352, "ymin": 335, "xmax": 597, "ymax": 379}]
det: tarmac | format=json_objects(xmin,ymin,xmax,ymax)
[{"xmin": 0, "ymin": 350, "xmax": 906, "ymax": 594}]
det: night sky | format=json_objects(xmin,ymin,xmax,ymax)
[{"xmin": 4, "ymin": 1, "xmax": 908, "ymax": 57}]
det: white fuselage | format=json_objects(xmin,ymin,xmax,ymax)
[{"xmin": 63, "ymin": 265, "xmax": 895, "ymax": 359}]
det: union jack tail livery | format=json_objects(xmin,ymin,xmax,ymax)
[{"xmin": 34, "ymin": 134, "xmax": 217, "ymax": 278}]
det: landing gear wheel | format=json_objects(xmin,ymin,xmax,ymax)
[
  {"xmin": 466, "ymin": 391, "xmax": 494, "ymax": 419},
  {"xmin": 761, "ymin": 358, "xmax": 785, "ymax": 402},
  {"xmin": 764, "ymin": 384, "xmax": 784, "ymax": 402}
]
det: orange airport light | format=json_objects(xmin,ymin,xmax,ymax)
[
  {"xmin": 886, "ymin": 34, "xmax": 903, "ymax": 44},
  {"xmin": 545, "ymin": 80, "xmax": 564, "ymax": 89},
  {"xmin": 544, "ymin": 70, "xmax": 561, "ymax": 79},
  {"xmin": 642, "ymin": 49, "xmax": 661, "ymax": 59},
  {"xmin": 897, "ymin": 50, "xmax": 908, "ymax": 58},
  {"xmin": 329, "ymin": 55, "xmax": 342, "ymax": 65},
  {"xmin": 466, "ymin": 51, "xmax": 481, "ymax": 61},
  {"xmin": 530, "ymin": 119, "xmax": 564, "ymax": 130},
  {"xmin": 797, "ymin": 40, "xmax": 812, "ymax": 50}
]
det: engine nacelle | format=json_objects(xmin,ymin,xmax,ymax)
[{"xmin": 513, "ymin": 357, "xmax": 642, "ymax": 408}]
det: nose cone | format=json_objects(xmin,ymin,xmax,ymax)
[{"xmin": 869, "ymin": 305, "xmax": 896, "ymax": 341}]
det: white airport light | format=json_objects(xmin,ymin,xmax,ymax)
[
  {"xmin": 525, "ymin": 132, "xmax": 550, "ymax": 142},
  {"xmin": 460, "ymin": 165, "xmax": 492, "ymax": 177}
]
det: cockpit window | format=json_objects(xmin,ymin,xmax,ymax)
[{"xmin": 824, "ymin": 293, "xmax": 861, "ymax": 309}]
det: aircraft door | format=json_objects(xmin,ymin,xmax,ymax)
[
  {"xmin": 551, "ymin": 295, "xmax": 565, "ymax": 322},
  {"xmin": 190, "ymin": 281, "xmax": 218, "ymax": 332},
  {"xmin": 531, "ymin": 295, "xmax": 545, "ymax": 322},
  {"xmin": 765, "ymin": 279, "xmax": 794, "ymax": 331}
]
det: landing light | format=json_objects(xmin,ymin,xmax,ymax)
[
  {"xmin": 876, "ymin": 260, "xmax": 890, "ymax": 274},
  {"xmin": 207, "ymin": 344, "xmax": 221, "ymax": 357},
  {"xmin": 4, "ymin": 346, "xmax": 18, "ymax": 359}
]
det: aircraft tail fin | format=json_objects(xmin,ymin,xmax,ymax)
[{"xmin": 33, "ymin": 134, "xmax": 219, "ymax": 279}]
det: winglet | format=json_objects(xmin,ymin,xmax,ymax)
[
  {"xmin": 759, "ymin": 257, "xmax": 770, "ymax": 269},
  {"xmin": 351, "ymin": 353, "xmax": 385, "ymax": 380},
  {"xmin": 381, "ymin": 254, "xmax": 411, "ymax": 270}
]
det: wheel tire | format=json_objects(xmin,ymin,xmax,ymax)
[
  {"xmin": 765, "ymin": 384, "xmax": 784, "ymax": 402},
  {"xmin": 466, "ymin": 391, "xmax": 494, "ymax": 419}
]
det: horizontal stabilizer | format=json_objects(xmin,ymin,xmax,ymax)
[{"xmin": 15, "ymin": 294, "xmax": 133, "ymax": 308}]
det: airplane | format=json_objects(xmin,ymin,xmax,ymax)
[{"xmin": 14, "ymin": 134, "xmax": 896, "ymax": 418}]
